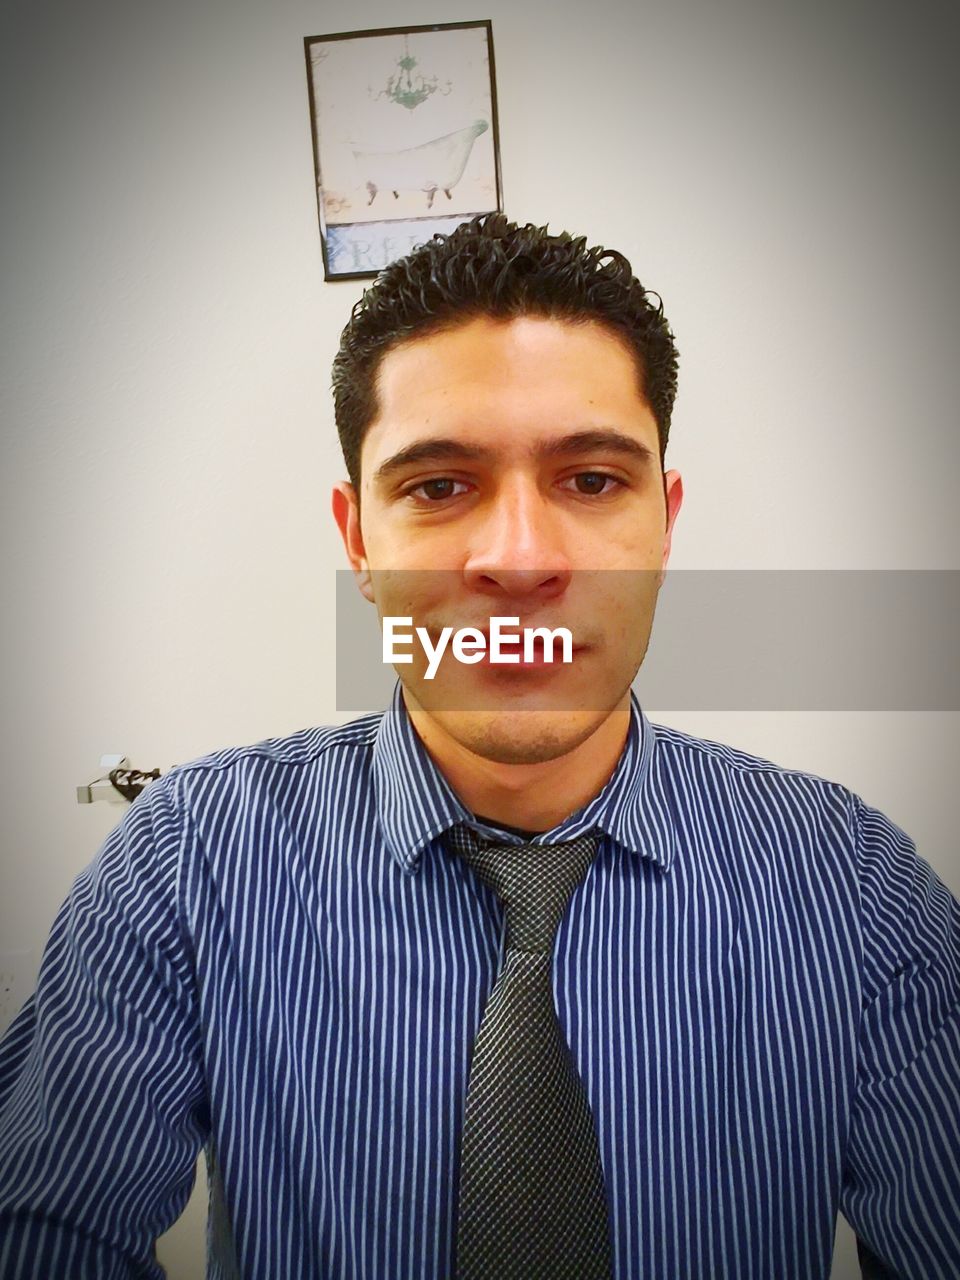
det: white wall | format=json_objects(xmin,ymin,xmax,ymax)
[{"xmin": 1, "ymin": 0, "xmax": 957, "ymax": 1276}]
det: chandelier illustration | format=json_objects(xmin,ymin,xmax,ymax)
[{"xmin": 375, "ymin": 35, "xmax": 451, "ymax": 110}]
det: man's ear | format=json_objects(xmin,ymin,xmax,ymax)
[
  {"xmin": 658, "ymin": 469, "xmax": 684, "ymax": 587},
  {"xmin": 331, "ymin": 481, "xmax": 374, "ymax": 602}
]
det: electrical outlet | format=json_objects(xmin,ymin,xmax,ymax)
[{"xmin": 0, "ymin": 951, "xmax": 39, "ymax": 1035}]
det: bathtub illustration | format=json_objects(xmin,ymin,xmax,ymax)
[{"xmin": 352, "ymin": 119, "xmax": 489, "ymax": 209}]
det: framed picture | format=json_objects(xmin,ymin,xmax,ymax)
[{"xmin": 304, "ymin": 20, "xmax": 502, "ymax": 281}]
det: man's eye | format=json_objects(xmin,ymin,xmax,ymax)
[
  {"xmin": 565, "ymin": 472, "xmax": 622, "ymax": 496},
  {"xmin": 406, "ymin": 478, "xmax": 468, "ymax": 502}
]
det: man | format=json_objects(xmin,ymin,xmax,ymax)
[{"xmin": 0, "ymin": 215, "xmax": 958, "ymax": 1279}]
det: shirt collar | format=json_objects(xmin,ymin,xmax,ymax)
[{"xmin": 372, "ymin": 680, "xmax": 676, "ymax": 876}]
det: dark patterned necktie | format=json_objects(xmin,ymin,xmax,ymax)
[{"xmin": 443, "ymin": 825, "xmax": 614, "ymax": 1280}]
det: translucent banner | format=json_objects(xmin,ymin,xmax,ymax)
[{"xmin": 334, "ymin": 569, "xmax": 960, "ymax": 712}]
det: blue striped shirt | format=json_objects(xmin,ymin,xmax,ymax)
[{"xmin": 1, "ymin": 683, "xmax": 959, "ymax": 1278}]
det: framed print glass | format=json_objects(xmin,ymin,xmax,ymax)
[{"xmin": 304, "ymin": 20, "xmax": 503, "ymax": 280}]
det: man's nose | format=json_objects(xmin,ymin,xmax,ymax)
[{"xmin": 462, "ymin": 480, "xmax": 572, "ymax": 600}]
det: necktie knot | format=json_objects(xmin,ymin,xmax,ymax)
[{"xmin": 443, "ymin": 826, "xmax": 602, "ymax": 953}]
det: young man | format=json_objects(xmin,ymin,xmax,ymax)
[{"xmin": 0, "ymin": 215, "xmax": 957, "ymax": 1279}]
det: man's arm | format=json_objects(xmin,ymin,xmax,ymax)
[
  {"xmin": 0, "ymin": 771, "xmax": 210, "ymax": 1279},
  {"xmin": 841, "ymin": 796, "xmax": 960, "ymax": 1279}
]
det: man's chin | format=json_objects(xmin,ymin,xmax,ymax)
[{"xmin": 414, "ymin": 705, "xmax": 610, "ymax": 766}]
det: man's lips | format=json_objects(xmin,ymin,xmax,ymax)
[
  {"xmin": 407, "ymin": 622, "xmax": 590, "ymax": 667},
  {"xmin": 475, "ymin": 630, "xmax": 586, "ymax": 667}
]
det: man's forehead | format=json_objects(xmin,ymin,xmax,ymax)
[
  {"xmin": 374, "ymin": 312, "xmax": 641, "ymax": 382},
  {"xmin": 362, "ymin": 314, "xmax": 655, "ymax": 465}
]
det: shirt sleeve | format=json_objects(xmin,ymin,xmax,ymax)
[
  {"xmin": 0, "ymin": 769, "xmax": 210, "ymax": 1279},
  {"xmin": 840, "ymin": 795, "xmax": 960, "ymax": 1279}
]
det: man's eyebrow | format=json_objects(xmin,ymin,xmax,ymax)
[
  {"xmin": 541, "ymin": 429, "xmax": 658, "ymax": 465},
  {"xmin": 371, "ymin": 428, "xmax": 658, "ymax": 486},
  {"xmin": 373, "ymin": 439, "xmax": 496, "ymax": 485}
]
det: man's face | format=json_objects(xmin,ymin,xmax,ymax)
[{"xmin": 333, "ymin": 314, "xmax": 683, "ymax": 765}]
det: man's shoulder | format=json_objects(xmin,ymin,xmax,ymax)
[
  {"xmin": 641, "ymin": 721, "xmax": 890, "ymax": 883},
  {"xmin": 162, "ymin": 708, "xmax": 386, "ymax": 790},
  {"xmin": 646, "ymin": 717, "xmax": 857, "ymax": 815}
]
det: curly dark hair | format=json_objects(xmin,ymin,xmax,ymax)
[{"xmin": 332, "ymin": 212, "xmax": 679, "ymax": 489}]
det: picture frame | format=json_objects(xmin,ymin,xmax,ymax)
[{"xmin": 304, "ymin": 20, "xmax": 503, "ymax": 281}]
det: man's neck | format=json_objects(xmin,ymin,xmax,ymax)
[{"xmin": 400, "ymin": 690, "xmax": 632, "ymax": 831}]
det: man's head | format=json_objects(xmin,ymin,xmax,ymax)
[
  {"xmin": 331, "ymin": 215, "xmax": 683, "ymax": 772},
  {"xmin": 332, "ymin": 213, "xmax": 679, "ymax": 492}
]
